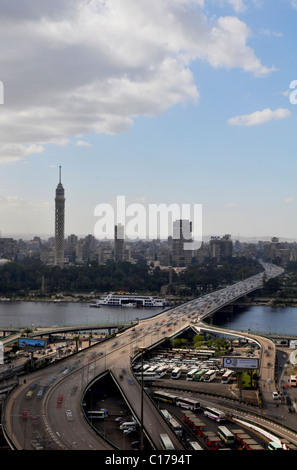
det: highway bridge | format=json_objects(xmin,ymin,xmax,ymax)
[{"xmin": 1, "ymin": 262, "xmax": 288, "ymax": 451}]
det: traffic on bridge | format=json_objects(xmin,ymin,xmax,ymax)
[{"xmin": 1, "ymin": 262, "xmax": 290, "ymax": 451}]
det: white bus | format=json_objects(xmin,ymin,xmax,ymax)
[
  {"xmin": 87, "ymin": 409, "xmax": 107, "ymax": 419},
  {"xmin": 146, "ymin": 365, "xmax": 158, "ymax": 374},
  {"xmin": 155, "ymin": 365, "xmax": 168, "ymax": 377},
  {"xmin": 175, "ymin": 396, "xmax": 200, "ymax": 410},
  {"xmin": 267, "ymin": 441, "xmax": 283, "ymax": 450},
  {"xmin": 154, "ymin": 390, "xmax": 177, "ymax": 404},
  {"xmin": 169, "ymin": 417, "xmax": 183, "ymax": 437},
  {"xmin": 186, "ymin": 368, "xmax": 200, "ymax": 381},
  {"xmin": 159, "ymin": 434, "xmax": 175, "ymax": 450},
  {"xmin": 189, "ymin": 441, "xmax": 203, "ymax": 450},
  {"xmin": 160, "ymin": 410, "xmax": 183, "ymax": 437},
  {"xmin": 171, "ymin": 367, "xmax": 182, "ymax": 379},
  {"xmin": 217, "ymin": 426, "xmax": 235, "ymax": 445},
  {"xmin": 221, "ymin": 370, "xmax": 233, "ymax": 384},
  {"xmin": 203, "ymin": 370, "xmax": 216, "ymax": 382},
  {"xmin": 290, "ymin": 375, "xmax": 297, "ymax": 387},
  {"xmin": 203, "ymin": 406, "xmax": 226, "ymax": 422}
]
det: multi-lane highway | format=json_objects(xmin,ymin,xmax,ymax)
[{"xmin": 1, "ymin": 262, "xmax": 285, "ymax": 450}]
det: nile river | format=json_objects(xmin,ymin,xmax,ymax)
[
  {"xmin": 0, "ymin": 300, "xmax": 296, "ymax": 336},
  {"xmin": 0, "ymin": 301, "xmax": 164, "ymax": 328}
]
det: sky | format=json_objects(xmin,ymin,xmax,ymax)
[{"xmin": 0, "ymin": 0, "xmax": 297, "ymax": 242}]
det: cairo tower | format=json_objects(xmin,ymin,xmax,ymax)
[{"xmin": 54, "ymin": 166, "xmax": 65, "ymax": 268}]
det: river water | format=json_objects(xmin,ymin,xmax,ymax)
[
  {"xmin": 0, "ymin": 300, "xmax": 296, "ymax": 336},
  {"xmin": 0, "ymin": 301, "xmax": 165, "ymax": 329},
  {"xmin": 211, "ymin": 305, "xmax": 297, "ymax": 336}
]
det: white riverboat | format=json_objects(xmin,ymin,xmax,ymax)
[{"xmin": 96, "ymin": 293, "xmax": 166, "ymax": 308}]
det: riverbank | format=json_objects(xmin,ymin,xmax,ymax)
[
  {"xmin": 3, "ymin": 294, "xmax": 297, "ymax": 308},
  {"xmin": 249, "ymin": 297, "xmax": 297, "ymax": 307},
  {"xmin": 0, "ymin": 294, "xmax": 94, "ymax": 303},
  {"xmin": 0, "ymin": 293, "xmax": 182, "ymax": 306}
]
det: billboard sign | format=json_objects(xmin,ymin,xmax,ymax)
[
  {"xmin": 18, "ymin": 338, "xmax": 47, "ymax": 351},
  {"xmin": 223, "ymin": 356, "xmax": 259, "ymax": 370}
]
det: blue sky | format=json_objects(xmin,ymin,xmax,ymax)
[{"xmin": 0, "ymin": 0, "xmax": 297, "ymax": 241}]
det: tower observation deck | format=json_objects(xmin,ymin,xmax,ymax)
[{"xmin": 54, "ymin": 166, "xmax": 65, "ymax": 268}]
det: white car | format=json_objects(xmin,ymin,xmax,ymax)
[{"xmin": 272, "ymin": 392, "xmax": 279, "ymax": 400}]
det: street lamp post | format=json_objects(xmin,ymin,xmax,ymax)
[{"xmin": 139, "ymin": 347, "xmax": 145, "ymax": 451}]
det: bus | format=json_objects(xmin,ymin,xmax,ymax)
[
  {"xmin": 132, "ymin": 364, "xmax": 142, "ymax": 373},
  {"xmin": 160, "ymin": 410, "xmax": 183, "ymax": 437},
  {"xmin": 203, "ymin": 406, "xmax": 226, "ymax": 422},
  {"xmin": 195, "ymin": 349, "xmax": 216, "ymax": 359},
  {"xmin": 221, "ymin": 370, "xmax": 233, "ymax": 384},
  {"xmin": 194, "ymin": 369, "xmax": 208, "ymax": 381},
  {"xmin": 186, "ymin": 368, "xmax": 200, "ymax": 381},
  {"xmin": 155, "ymin": 365, "xmax": 168, "ymax": 377},
  {"xmin": 290, "ymin": 375, "xmax": 297, "ymax": 387},
  {"xmin": 154, "ymin": 390, "xmax": 177, "ymax": 404},
  {"xmin": 134, "ymin": 371, "xmax": 159, "ymax": 381},
  {"xmin": 159, "ymin": 434, "xmax": 175, "ymax": 450},
  {"xmin": 87, "ymin": 409, "xmax": 107, "ymax": 419},
  {"xmin": 268, "ymin": 441, "xmax": 283, "ymax": 450},
  {"xmin": 146, "ymin": 365, "xmax": 158, "ymax": 374},
  {"xmin": 217, "ymin": 426, "xmax": 235, "ymax": 445},
  {"xmin": 203, "ymin": 370, "xmax": 216, "ymax": 382},
  {"xmin": 175, "ymin": 397, "xmax": 200, "ymax": 410},
  {"xmin": 171, "ymin": 367, "xmax": 182, "ymax": 379},
  {"xmin": 189, "ymin": 441, "xmax": 203, "ymax": 450},
  {"xmin": 168, "ymin": 417, "xmax": 183, "ymax": 437}
]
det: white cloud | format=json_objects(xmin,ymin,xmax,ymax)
[
  {"xmin": 76, "ymin": 140, "xmax": 92, "ymax": 147},
  {"xmin": 284, "ymin": 197, "xmax": 294, "ymax": 203},
  {"xmin": 290, "ymin": 0, "xmax": 297, "ymax": 10},
  {"xmin": 0, "ymin": 193, "xmax": 54, "ymax": 233},
  {"xmin": 227, "ymin": 0, "xmax": 247, "ymax": 13},
  {"xmin": 259, "ymin": 28, "xmax": 283, "ymax": 38},
  {"xmin": 0, "ymin": 0, "xmax": 274, "ymax": 163},
  {"xmin": 228, "ymin": 108, "xmax": 291, "ymax": 126}
]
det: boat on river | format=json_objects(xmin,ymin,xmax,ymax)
[{"xmin": 95, "ymin": 293, "xmax": 166, "ymax": 308}]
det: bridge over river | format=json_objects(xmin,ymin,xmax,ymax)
[{"xmin": 1, "ymin": 262, "xmax": 290, "ymax": 451}]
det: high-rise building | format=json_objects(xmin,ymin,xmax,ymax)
[
  {"xmin": 209, "ymin": 234, "xmax": 233, "ymax": 261},
  {"xmin": 54, "ymin": 166, "xmax": 65, "ymax": 268},
  {"xmin": 114, "ymin": 224, "xmax": 125, "ymax": 262},
  {"xmin": 171, "ymin": 219, "xmax": 193, "ymax": 266}
]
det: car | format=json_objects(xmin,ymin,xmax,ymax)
[
  {"xmin": 66, "ymin": 409, "xmax": 73, "ymax": 421},
  {"xmin": 272, "ymin": 392, "xmax": 279, "ymax": 400},
  {"xmin": 115, "ymin": 417, "xmax": 126, "ymax": 422},
  {"xmin": 123, "ymin": 428, "xmax": 136, "ymax": 435},
  {"xmin": 131, "ymin": 440, "xmax": 140, "ymax": 449}
]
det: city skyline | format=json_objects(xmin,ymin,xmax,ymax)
[{"xmin": 0, "ymin": 1, "xmax": 297, "ymax": 240}]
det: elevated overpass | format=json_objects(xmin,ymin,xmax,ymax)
[{"xmin": 1, "ymin": 262, "xmax": 285, "ymax": 450}]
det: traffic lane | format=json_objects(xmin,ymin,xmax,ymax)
[
  {"xmin": 115, "ymin": 367, "xmax": 184, "ymax": 450},
  {"xmin": 45, "ymin": 368, "xmax": 111, "ymax": 450},
  {"xmin": 40, "ymin": 340, "xmax": 182, "ymax": 451},
  {"xmin": 6, "ymin": 349, "xmax": 104, "ymax": 450},
  {"xmin": 107, "ymin": 346, "xmax": 184, "ymax": 450},
  {"xmin": 5, "ymin": 372, "xmax": 62, "ymax": 450}
]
